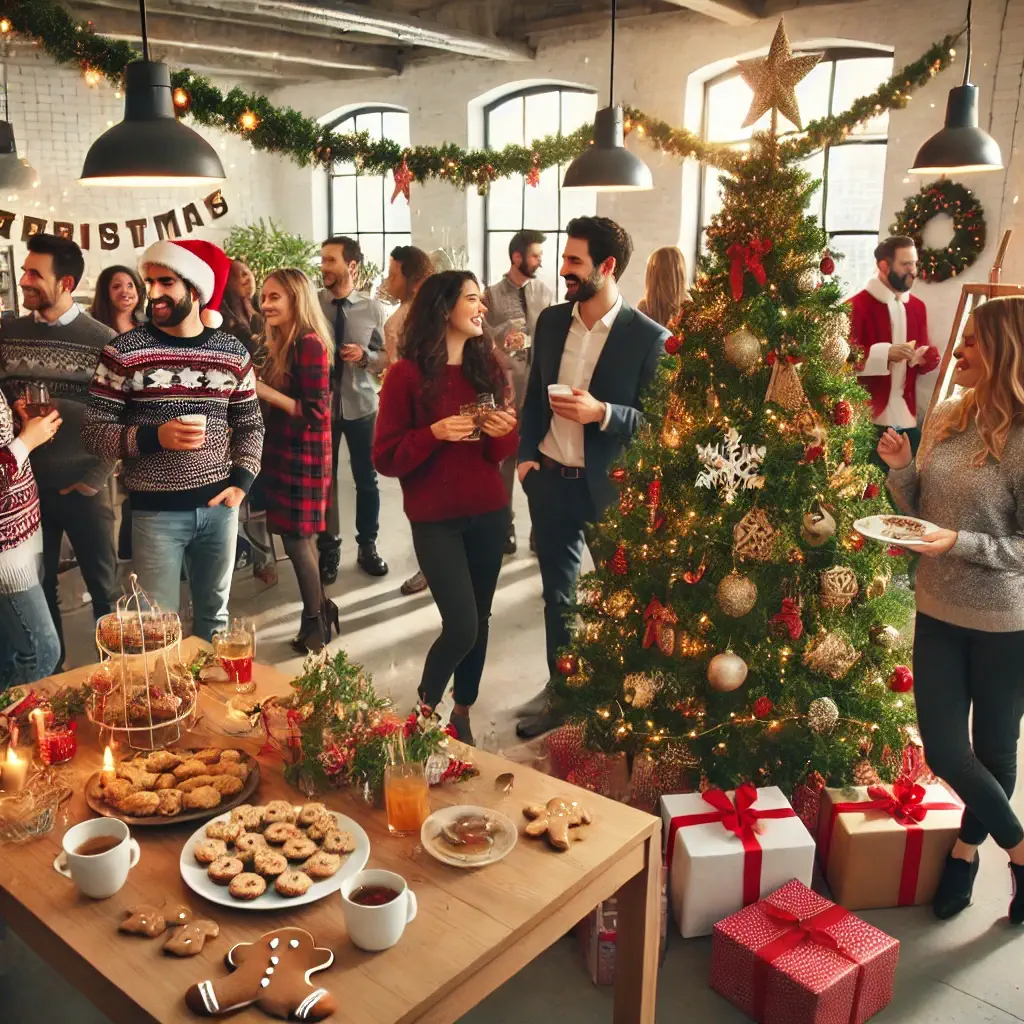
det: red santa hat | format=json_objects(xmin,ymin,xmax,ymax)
[{"xmin": 139, "ymin": 239, "xmax": 231, "ymax": 329}]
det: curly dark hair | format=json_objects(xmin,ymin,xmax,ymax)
[{"xmin": 400, "ymin": 270, "xmax": 504, "ymax": 408}]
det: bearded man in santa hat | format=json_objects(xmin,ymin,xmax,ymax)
[{"xmin": 82, "ymin": 239, "xmax": 265, "ymax": 639}]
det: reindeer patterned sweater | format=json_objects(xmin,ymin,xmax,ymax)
[
  {"xmin": 0, "ymin": 396, "xmax": 41, "ymax": 594},
  {"xmin": 82, "ymin": 323, "xmax": 264, "ymax": 510}
]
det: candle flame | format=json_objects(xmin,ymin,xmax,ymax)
[
  {"xmin": 5, "ymin": 746, "xmax": 21, "ymax": 765},
  {"xmin": 102, "ymin": 745, "xmax": 115, "ymax": 773}
]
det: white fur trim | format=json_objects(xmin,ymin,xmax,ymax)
[
  {"xmin": 201, "ymin": 308, "xmax": 223, "ymax": 329},
  {"xmin": 857, "ymin": 343, "xmax": 893, "ymax": 377},
  {"xmin": 140, "ymin": 241, "xmax": 214, "ymax": 305}
]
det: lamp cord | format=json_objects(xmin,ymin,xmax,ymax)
[
  {"xmin": 963, "ymin": 0, "xmax": 972, "ymax": 85},
  {"xmin": 138, "ymin": 0, "xmax": 150, "ymax": 60},
  {"xmin": 609, "ymin": 0, "xmax": 617, "ymax": 105}
]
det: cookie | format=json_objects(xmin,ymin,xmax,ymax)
[
  {"xmin": 263, "ymin": 800, "xmax": 297, "ymax": 825},
  {"xmin": 209, "ymin": 775, "xmax": 243, "ymax": 797},
  {"xmin": 253, "ymin": 849, "xmax": 289, "ymax": 879},
  {"xmin": 119, "ymin": 905, "xmax": 166, "ymax": 937},
  {"xmin": 205, "ymin": 820, "xmax": 245, "ymax": 843},
  {"xmin": 154, "ymin": 773, "xmax": 178, "ymax": 791},
  {"xmin": 231, "ymin": 804, "xmax": 264, "ymax": 830},
  {"xmin": 207, "ymin": 761, "xmax": 249, "ymax": 780},
  {"xmin": 193, "ymin": 748, "xmax": 223, "ymax": 765},
  {"xmin": 177, "ymin": 775, "xmax": 220, "ymax": 793},
  {"xmin": 304, "ymin": 816, "xmax": 337, "ymax": 842},
  {"xmin": 166, "ymin": 904, "xmax": 193, "ymax": 927},
  {"xmin": 229, "ymin": 872, "xmax": 268, "ymax": 901},
  {"xmin": 208, "ymin": 856, "xmax": 245, "ymax": 885},
  {"xmin": 183, "ymin": 786, "xmax": 221, "ymax": 811},
  {"xmin": 282, "ymin": 837, "xmax": 318, "ymax": 862},
  {"xmin": 164, "ymin": 918, "xmax": 219, "ymax": 956},
  {"xmin": 321, "ymin": 829, "xmax": 355, "ymax": 855},
  {"xmin": 234, "ymin": 832, "xmax": 268, "ymax": 865},
  {"xmin": 219, "ymin": 749, "xmax": 242, "ymax": 762},
  {"xmin": 156, "ymin": 789, "xmax": 183, "ymax": 816},
  {"xmin": 194, "ymin": 839, "xmax": 228, "ymax": 865},
  {"xmin": 115, "ymin": 791, "xmax": 161, "ymax": 816},
  {"xmin": 116, "ymin": 763, "xmax": 159, "ymax": 789},
  {"xmin": 264, "ymin": 822, "xmax": 303, "ymax": 846},
  {"xmin": 144, "ymin": 750, "xmax": 182, "ymax": 773},
  {"xmin": 301, "ymin": 851, "xmax": 342, "ymax": 880},
  {"xmin": 101, "ymin": 778, "xmax": 135, "ymax": 804},
  {"xmin": 173, "ymin": 759, "xmax": 210, "ymax": 780},
  {"xmin": 297, "ymin": 803, "xmax": 328, "ymax": 827},
  {"xmin": 274, "ymin": 871, "xmax": 313, "ymax": 898}
]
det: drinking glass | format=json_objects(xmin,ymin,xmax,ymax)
[
  {"xmin": 505, "ymin": 317, "xmax": 528, "ymax": 353},
  {"xmin": 22, "ymin": 382, "xmax": 54, "ymax": 419},
  {"xmin": 213, "ymin": 618, "xmax": 256, "ymax": 695},
  {"xmin": 384, "ymin": 761, "xmax": 431, "ymax": 836}
]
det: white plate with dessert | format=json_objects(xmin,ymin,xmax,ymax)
[
  {"xmin": 420, "ymin": 805, "xmax": 518, "ymax": 869},
  {"xmin": 853, "ymin": 514, "xmax": 938, "ymax": 547},
  {"xmin": 179, "ymin": 801, "xmax": 370, "ymax": 910}
]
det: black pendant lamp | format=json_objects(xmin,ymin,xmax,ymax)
[
  {"xmin": 909, "ymin": 0, "xmax": 1002, "ymax": 175},
  {"xmin": 562, "ymin": 0, "xmax": 652, "ymax": 192},
  {"xmin": 80, "ymin": 0, "xmax": 225, "ymax": 187},
  {"xmin": 0, "ymin": 55, "xmax": 38, "ymax": 190}
]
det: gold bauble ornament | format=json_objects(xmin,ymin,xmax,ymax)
[
  {"xmin": 716, "ymin": 571, "xmax": 758, "ymax": 617},
  {"xmin": 624, "ymin": 672, "xmax": 663, "ymax": 709},
  {"xmin": 820, "ymin": 312, "xmax": 852, "ymax": 371},
  {"xmin": 808, "ymin": 696, "xmax": 840, "ymax": 734},
  {"xmin": 803, "ymin": 631, "xmax": 861, "ymax": 680},
  {"xmin": 723, "ymin": 329, "xmax": 763, "ymax": 374},
  {"xmin": 733, "ymin": 507, "xmax": 776, "ymax": 562},
  {"xmin": 819, "ymin": 566, "xmax": 859, "ymax": 611},
  {"xmin": 866, "ymin": 574, "xmax": 889, "ymax": 600},
  {"xmin": 603, "ymin": 589, "xmax": 636, "ymax": 620},
  {"xmin": 707, "ymin": 650, "xmax": 749, "ymax": 692},
  {"xmin": 796, "ymin": 268, "xmax": 820, "ymax": 293},
  {"xmin": 800, "ymin": 506, "xmax": 836, "ymax": 547}
]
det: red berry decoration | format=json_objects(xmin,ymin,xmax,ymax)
[
  {"xmin": 753, "ymin": 696, "xmax": 774, "ymax": 719},
  {"xmin": 801, "ymin": 444, "xmax": 824, "ymax": 464},
  {"xmin": 820, "ymin": 252, "xmax": 836, "ymax": 276},
  {"xmin": 665, "ymin": 335, "xmax": 682, "ymax": 355},
  {"xmin": 832, "ymin": 399, "xmax": 853, "ymax": 426},
  {"xmin": 888, "ymin": 666, "xmax": 914, "ymax": 693},
  {"xmin": 609, "ymin": 466, "xmax": 627, "ymax": 484},
  {"xmin": 607, "ymin": 545, "xmax": 629, "ymax": 576},
  {"xmin": 863, "ymin": 482, "xmax": 880, "ymax": 500},
  {"xmin": 556, "ymin": 653, "xmax": 579, "ymax": 677}
]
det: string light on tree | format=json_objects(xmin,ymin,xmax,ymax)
[
  {"xmin": 173, "ymin": 87, "xmax": 192, "ymax": 114},
  {"xmin": 239, "ymin": 110, "xmax": 260, "ymax": 132}
]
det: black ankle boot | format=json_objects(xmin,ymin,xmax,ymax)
[
  {"xmin": 1009, "ymin": 863, "xmax": 1024, "ymax": 925},
  {"xmin": 291, "ymin": 613, "xmax": 328, "ymax": 655},
  {"xmin": 933, "ymin": 852, "xmax": 980, "ymax": 920}
]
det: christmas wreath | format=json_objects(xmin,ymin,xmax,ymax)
[{"xmin": 890, "ymin": 179, "xmax": 986, "ymax": 283}]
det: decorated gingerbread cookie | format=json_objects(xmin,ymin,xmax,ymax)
[
  {"xmin": 185, "ymin": 927, "xmax": 336, "ymax": 1020},
  {"xmin": 165, "ymin": 918, "xmax": 219, "ymax": 957},
  {"xmin": 119, "ymin": 904, "xmax": 167, "ymax": 937}
]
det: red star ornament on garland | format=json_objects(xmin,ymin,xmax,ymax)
[
  {"xmin": 738, "ymin": 19, "xmax": 822, "ymax": 131},
  {"xmin": 391, "ymin": 157, "xmax": 414, "ymax": 204},
  {"xmin": 526, "ymin": 153, "xmax": 541, "ymax": 188}
]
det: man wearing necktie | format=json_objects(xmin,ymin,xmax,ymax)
[{"xmin": 317, "ymin": 237, "xmax": 389, "ymax": 585}]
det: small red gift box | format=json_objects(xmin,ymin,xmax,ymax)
[{"xmin": 710, "ymin": 879, "xmax": 898, "ymax": 1024}]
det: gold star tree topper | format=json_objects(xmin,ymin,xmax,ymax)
[{"xmin": 739, "ymin": 19, "xmax": 823, "ymax": 131}]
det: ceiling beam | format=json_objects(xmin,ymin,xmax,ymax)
[{"xmin": 660, "ymin": 0, "xmax": 759, "ymax": 25}]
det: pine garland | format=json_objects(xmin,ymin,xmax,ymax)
[{"xmin": 0, "ymin": 0, "xmax": 960, "ymax": 194}]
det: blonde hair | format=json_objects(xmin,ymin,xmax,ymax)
[
  {"xmin": 934, "ymin": 296, "xmax": 1024, "ymax": 465},
  {"xmin": 260, "ymin": 268, "xmax": 335, "ymax": 388},
  {"xmin": 639, "ymin": 246, "xmax": 690, "ymax": 328}
]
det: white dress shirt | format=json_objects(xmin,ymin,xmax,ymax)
[
  {"xmin": 856, "ymin": 276, "xmax": 915, "ymax": 429},
  {"xmin": 33, "ymin": 302, "xmax": 82, "ymax": 327},
  {"xmin": 538, "ymin": 295, "xmax": 620, "ymax": 468}
]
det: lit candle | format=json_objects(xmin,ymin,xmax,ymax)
[
  {"xmin": 101, "ymin": 745, "xmax": 115, "ymax": 785},
  {"xmin": 29, "ymin": 708, "xmax": 48, "ymax": 762},
  {"xmin": 2, "ymin": 746, "xmax": 29, "ymax": 793}
]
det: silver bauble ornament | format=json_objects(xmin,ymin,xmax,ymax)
[
  {"xmin": 708, "ymin": 650, "xmax": 749, "ymax": 692},
  {"xmin": 808, "ymin": 696, "xmax": 840, "ymax": 734},
  {"xmin": 723, "ymin": 329, "xmax": 763, "ymax": 374},
  {"xmin": 716, "ymin": 571, "xmax": 758, "ymax": 617}
]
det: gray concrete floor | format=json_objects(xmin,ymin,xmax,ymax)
[{"xmin": 3, "ymin": 467, "xmax": 1023, "ymax": 1022}]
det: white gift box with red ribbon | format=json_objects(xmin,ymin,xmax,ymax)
[{"xmin": 659, "ymin": 783, "xmax": 815, "ymax": 938}]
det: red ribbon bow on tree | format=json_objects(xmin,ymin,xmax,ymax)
[
  {"xmin": 770, "ymin": 598, "xmax": 804, "ymax": 641},
  {"xmin": 642, "ymin": 597, "xmax": 678, "ymax": 653},
  {"xmin": 766, "ymin": 350, "xmax": 803, "ymax": 366},
  {"xmin": 727, "ymin": 235, "xmax": 772, "ymax": 302}
]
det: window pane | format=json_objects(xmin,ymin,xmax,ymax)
[
  {"xmin": 833, "ymin": 57, "xmax": 893, "ymax": 136},
  {"xmin": 355, "ymin": 111, "xmax": 383, "ymax": 140},
  {"xmin": 791, "ymin": 61, "xmax": 832, "ymax": 130},
  {"xmin": 561, "ymin": 90, "xmax": 597, "ymax": 134},
  {"xmin": 488, "ymin": 232, "xmax": 516, "ymax": 287},
  {"xmin": 359, "ymin": 235, "xmax": 385, "ymax": 280},
  {"xmin": 701, "ymin": 164, "xmax": 726, "ymax": 234},
  {"xmin": 357, "ymin": 174, "xmax": 384, "ymax": 233},
  {"xmin": 705, "ymin": 76, "xmax": 760, "ymax": 142},
  {"xmin": 384, "ymin": 182, "xmax": 412, "ymax": 232},
  {"xmin": 800, "ymin": 150, "xmax": 825, "ymax": 223},
  {"xmin": 541, "ymin": 234, "xmax": 562, "ymax": 300},
  {"xmin": 487, "ymin": 175, "xmax": 523, "ymax": 230},
  {"xmin": 525, "ymin": 90, "xmax": 560, "ymax": 140},
  {"xmin": 523, "ymin": 166, "xmax": 559, "ymax": 230},
  {"xmin": 558, "ymin": 166, "xmax": 598, "ymax": 223},
  {"xmin": 332, "ymin": 116, "xmax": 356, "ymax": 175},
  {"xmin": 830, "ymin": 234, "xmax": 878, "ymax": 297},
  {"xmin": 825, "ymin": 144, "xmax": 886, "ymax": 232},
  {"xmin": 331, "ymin": 175, "xmax": 357, "ymax": 234},
  {"xmin": 382, "ymin": 110, "xmax": 410, "ymax": 149},
  {"xmin": 487, "ymin": 96, "xmax": 524, "ymax": 148}
]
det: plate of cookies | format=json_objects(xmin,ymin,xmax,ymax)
[
  {"xmin": 85, "ymin": 748, "xmax": 260, "ymax": 826},
  {"xmin": 178, "ymin": 800, "xmax": 370, "ymax": 910}
]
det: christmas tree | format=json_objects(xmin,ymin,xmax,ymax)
[{"xmin": 557, "ymin": 22, "xmax": 917, "ymax": 794}]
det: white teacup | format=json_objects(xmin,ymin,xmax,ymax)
[
  {"xmin": 54, "ymin": 818, "xmax": 140, "ymax": 899},
  {"xmin": 178, "ymin": 413, "xmax": 207, "ymax": 431},
  {"xmin": 340, "ymin": 869, "xmax": 417, "ymax": 952},
  {"xmin": 547, "ymin": 384, "xmax": 574, "ymax": 399}
]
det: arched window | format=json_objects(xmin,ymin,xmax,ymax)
[
  {"xmin": 699, "ymin": 48, "xmax": 893, "ymax": 292},
  {"xmin": 326, "ymin": 107, "xmax": 412, "ymax": 286},
  {"xmin": 483, "ymin": 86, "xmax": 598, "ymax": 294}
]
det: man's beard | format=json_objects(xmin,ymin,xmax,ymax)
[
  {"xmin": 21, "ymin": 286, "xmax": 53, "ymax": 312},
  {"xmin": 148, "ymin": 292, "xmax": 193, "ymax": 327},
  {"xmin": 522, "ymin": 264, "xmax": 538, "ymax": 280},
  {"xmin": 887, "ymin": 270, "xmax": 915, "ymax": 293},
  {"xmin": 562, "ymin": 268, "xmax": 603, "ymax": 303}
]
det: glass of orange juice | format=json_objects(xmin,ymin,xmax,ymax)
[{"xmin": 384, "ymin": 761, "xmax": 431, "ymax": 836}]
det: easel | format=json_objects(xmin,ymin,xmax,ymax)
[{"xmin": 923, "ymin": 230, "xmax": 1024, "ymax": 423}]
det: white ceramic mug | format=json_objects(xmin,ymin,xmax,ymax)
[
  {"xmin": 54, "ymin": 818, "xmax": 141, "ymax": 899},
  {"xmin": 178, "ymin": 413, "xmax": 207, "ymax": 436},
  {"xmin": 340, "ymin": 869, "xmax": 417, "ymax": 952}
]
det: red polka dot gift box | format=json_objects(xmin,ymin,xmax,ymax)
[{"xmin": 710, "ymin": 878, "xmax": 899, "ymax": 1024}]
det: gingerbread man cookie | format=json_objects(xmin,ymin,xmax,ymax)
[
  {"xmin": 165, "ymin": 918, "xmax": 219, "ymax": 957},
  {"xmin": 185, "ymin": 927, "xmax": 336, "ymax": 1020},
  {"xmin": 119, "ymin": 904, "xmax": 167, "ymax": 937}
]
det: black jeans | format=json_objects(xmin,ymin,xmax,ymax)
[
  {"xmin": 320, "ymin": 412, "xmax": 379, "ymax": 552},
  {"xmin": 411, "ymin": 507, "xmax": 509, "ymax": 708},
  {"xmin": 39, "ymin": 486, "xmax": 119, "ymax": 663},
  {"xmin": 523, "ymin": 464, "xmax": 597, "ymax": 680},
  {"xmin": 914, "ymin": 611, "xmax": 1024, "ymax": 850}
]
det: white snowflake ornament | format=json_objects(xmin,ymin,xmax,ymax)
[{"xmin": 695, "ymin": 427, "xmax": 767, "ymax": 504}]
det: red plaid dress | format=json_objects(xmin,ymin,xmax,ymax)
[{"xmin": 261, "ymin": 333, "xmax": 332, "ymax": 536}]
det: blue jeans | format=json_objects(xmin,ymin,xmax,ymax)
[
  {"xmin": 131, "ymin": 505, "xmax": 239, "ymax": 641},
  {"xmin": 0, "ymin": 584, "xmax": 61, "ymax": 689}
]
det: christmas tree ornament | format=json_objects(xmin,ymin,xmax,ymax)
[
  {"xmin": 665, "ymin": 335, "xmax": 682, "ymax": 355},
  {"xmin": 863, "ymin": 481, "xmax": 880, "ymax": 500},
  {"xmin": 852, "ymin": 758, "xmax": 882, "ymax": 786},
  {"xmin": 753, "ymin": 696, "xmax": 774, "ymax": 719},
  {"xmin": 624, "ymin": 672, "xmax": 663, "ymax": 709},
  {"xmin": 727, "ymin": 235, "xmax": 772, "ymax": 301},
  {"xmin": 609, "ymin": 466, "xmax": 627, "ymax": 485},
  {"xmin": 770, "ymin": 597, "xmax": 803, "ymax": 640},
  {"xmin": 603, "ymin": 589, "xmax": 636, "ymax": 620},
  {"xmin": 807, "ymin": 696, "xmax": 840, "ymax": 734},
  {"xmin": 843, "ymin": 530, "xmax": 866, "ymax": 552},
  {"xmin": 556, "ymin": 653, "xmax": 579, "ymax": 677},
  {"xmin": 723, "ymin": 329, "xmax": 763, "ymax": 373},
  {"xmin": 870, "ymin": 623, "xmax": 901, "ymax": 649},
  {"xmin": 828, "ymin": 461, "xmax": 865, "ymax": 499},
  {"xmin": 707, "ymin": 650, "xmax": 749, "ymax": 692},
  {"xmin": 803, "ymin": 631, "xmax": 861, "ymax": 679},
  {"xmin": 843, "ymin": 437, "xmax": 855, "ymax": 463},
  {"xmin": 888, "ymin": 666, "xmax": 914, "ymax": 693},
  {"xmin": 832, "ymin": 399, "xmax": 853, "ymax": 426},
  {"xmin": 866, "ymin": 573, "xmax": 889, "ymax": 600},
  {"xmin": 733, "ymin": 507, "xmax": 776, "ymax": 561},
  {"xmin": 526, "ymin": 152, "xmax": 541, "ymax": 188},
  {"xmin": 391, "ymin": 157, "xmax": 414, "ymax": 203},
  {"xmin": 796, "ymin": 268, "xmax": 820, "ymax": 292},
  {"xmin": 695, "ymin": 428, "xmax": 767, "ymax": 504},
  {"xmin": 820, "ymin": 566, "xmax": 859, "ymax": 610},
  {"xmin": 716, "ymin": 571, "xmax": 758, "ymax": 617},
  {"xmin": 677, "ymin": 632, "xmax": 710, "ymax": 657},
  {"xmin": 619, "ymin": 488, "xmax": 638, "ymax": 515},
  {"xmin": 682, "ymin": 549, "xmax": 708, "ymax": 584},
  {"xmin": 642, "ymin": 598, "xmax": 678, "ymax": 656},
  {"xmin": 660, "ymin": 394, "xmax": 694, "ymax": 449},
  {"xmin": 800, "ymin": 443, "xmax": 824, "ymax": 464},
  {"xmin": 646, "ymin": 479, "xmax": 665, "ymax": 531},
  {"xmin": 607, "ymin": 545, "xmax": 629, "ymax": 575},
  {"xmin": 800, "ymin": 505, "xmax": 836, "ymax": 547},
  {"xmin": 786, "ymin": 546, "xmax": 806, "ymax": 565},
  {"xmin": 737, "ymin": 19, "xmax": 822, "ymax": 131},
  {"xmin": 819, "ymin": 251, "xmax": 836, "ymax": 276},
  {"xmin": 820, "ymin": 312, "xmax": 851, "ymax": 371},
  {"xmin": 580, "ymin": 620, "xmax": 604, "ymax": 643},
  {"xmin": 764, "ymin": 358, "xmax": 808, "ymax": 412}
]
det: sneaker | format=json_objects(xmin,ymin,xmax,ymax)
[
  {"xmin": 933, "ymin": 852, "xmax": 980, "ymax": 919},
  {"xmin": 400, "ymin": 570, "xmax": 428, "ymax": 596},
  {"xmin": 357, "ymin": 542, "xmax": 389, "ymax": 577}
]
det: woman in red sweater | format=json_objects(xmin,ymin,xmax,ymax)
[{"xmin": 374, "ymin": 271, "xmax": 517, "ymax": 744}]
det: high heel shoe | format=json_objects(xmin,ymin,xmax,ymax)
[
  {"xmin": 291, "ymin": 612, "xmax": 328, "ymax": 654},
  {"xmin": 1009, "ymin": 862, "xmax": 1024, "ymax": 925},
  {"xmin": 320, "ymin": 586, "xmax": 341, "ymax": 637}
]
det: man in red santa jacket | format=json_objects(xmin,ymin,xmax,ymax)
[{"xmin": 850, "ymin": 235, "xmax": 940, "ymax": 462}]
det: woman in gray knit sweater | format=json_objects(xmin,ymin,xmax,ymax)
[{"xmin": 882, "ymin": 296, "xmax": 1024, "ymax": 924}]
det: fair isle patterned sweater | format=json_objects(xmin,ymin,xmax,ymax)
[
  {"xmin": 82, "ymin": 323, "xmax": 265, "ymax": 510},
  {"xmin": 0, "ymin": 395, "xmax": 42, "ymax": 594}
]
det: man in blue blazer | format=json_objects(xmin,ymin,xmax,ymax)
[{"xmin": 515, "ymin": 216, "xmax": 669, "ymax": 739}]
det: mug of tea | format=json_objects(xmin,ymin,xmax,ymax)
[
  {"xmin": 339, "ymin": 869, "xmax": 417, "ymax": 952},
  {"xmin": 54, "ymin": 818, "xmax": 141, "ymax": 899}
]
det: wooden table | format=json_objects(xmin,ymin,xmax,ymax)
[{"xmin": 0, "ymin": 639, "xmax": 662, "ymax": 1023}]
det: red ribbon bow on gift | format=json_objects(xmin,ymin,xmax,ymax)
[
  {"xmin": 667, "ymin": 783, "xmax": 797, "ymax": 906},
  {"xmin": 727, "ymin": 236, "xmax": 772, "ymax": 302},
  {"xmin": 642, "ymin": 597, "xmax": 678, "ymax": 650},
  {"xmin": 866, "ymin": 778, "xmax": 929, "ymax": 826}
]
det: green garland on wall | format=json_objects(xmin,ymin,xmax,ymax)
[
  {"xmin": 889, "ymin": 179, "xmax": 986, "ymax": 282},
  {"xmin": 1, "ymin": 0, "xmax": 960, "ymax": 193}
]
